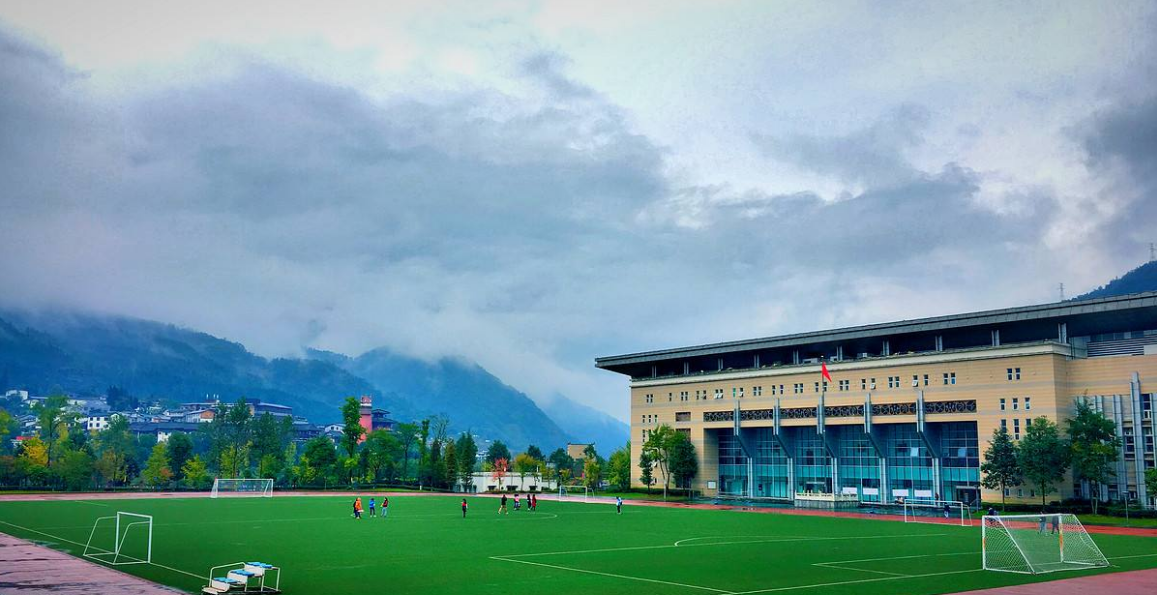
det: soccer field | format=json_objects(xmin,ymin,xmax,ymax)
[{"xmin": 1, "ymin": 495, "xmax": 1156, "ymax": 595}]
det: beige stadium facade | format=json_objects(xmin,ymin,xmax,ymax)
[{"xmin": 597, "ymin": 292, "xmax": 1157, "ymax": 508}]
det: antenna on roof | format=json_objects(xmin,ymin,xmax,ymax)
[{"xmin": 1058, "ymin": 282, "xmax": 1065, "ymax": 301}]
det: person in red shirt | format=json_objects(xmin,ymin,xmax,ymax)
[
  {"xmin": 461, "ymin": 498, "xmax": 468, "ymax": 518},
  {"xmin": 382, "ymin": 496, "xmax": 389, "ymax": 519}
]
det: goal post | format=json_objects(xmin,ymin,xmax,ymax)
[
  {"xmin": 83, "ymin": 511, "xmax": 153, "ymax": 565},
  {"xmin": 558, "ymin": 485, "xmax": 589, "ymax": 500},
  {"xmin": 982, "ymin": 513, "xmax": 1108, "ymax": 574},
  {"xmin": 904, "ymin": 500, "xmax": 971, "ymax": 526},
  {"xmin": 211, "ymin": 478, "xmax": 274, "ymax": 498}
]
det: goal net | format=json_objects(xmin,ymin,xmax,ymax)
[
  {"xmin": 211, "ymin": 478, "xmax": 274, "ymax": 498},
  {"xmin": 982, "ymin": 513, "xmax": 1108, "ymax": 574},
  {"xmin": 904, "ymin": 500, "xmax": 971, "ymax": 526},
  {"xmin": 558, "ymin": 485, "xmax": 589, "ymax": 500},
  {"xmin": 83, "ymin": 511, "xmax": 152, "ymax": 565}
]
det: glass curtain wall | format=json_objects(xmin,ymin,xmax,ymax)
[
  {"xmin": 832, "ymin": 425, "xmax": 881, "ymax": 501},
  {"xmin": 792, "ymin": 428, "xmax": 832, "ymax": 494}
]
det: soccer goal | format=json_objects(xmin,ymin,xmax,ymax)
[
  {"xmin": 559, "ymin": 485, "xmax": 589, "ymax": 500},
  {"xmin": 83, "ymin": 511, "xmax": 152, "ymax": 565},
  {"xmin": 982, "ymin": 513, "xmax": 1109, "ymax": 574},
  {"xmin": 903, "ymin": 500, "xmax": 971, "ymax": 526},
  {"xmin": 211, "ymin": 478, "xmax": 274, "ymax": 498}
]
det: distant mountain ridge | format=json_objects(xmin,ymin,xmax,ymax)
[
  {"xmin": 1072, "ymin": 260, "xmax": 1157, "ymax": 301},
  {"xmin": 0, "ymin": 310, "xmax": 628, "ymax": 451}
]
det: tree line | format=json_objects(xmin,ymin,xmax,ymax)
[{"xmin": 982, "ymin": 401, "xmax": 1157, "ymax": 513}]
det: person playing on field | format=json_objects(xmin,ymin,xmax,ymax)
[
  {"xmin": 616, "ymin": 495, "xmax": 623, "ymax": 514},
  {"xmin": 499, "ymin": 493, "xmax": 508, "ymax": 514},
  {"xmin": 462, "ymin": 498, "xmax": 469, "ymax": 518},
  {"xmin": 514, "ymin": 494, "xmax": 521, "ymax": 511},
  {"xmin": 530, "ymin": 493, "xmax": 537, "ymax": 512},
  {"xmin": 1050, "ymin": 514, "xmax": 1060, "ymax": 535},
  {"xmin": 1038, "ymin": 514, "xmax": 1046, "ymax": 534},
  {"xmin": 368, "ymin": 497, "xmax": 376, "ymax": 517},
  {"xmin": 354, "ymin": 497, "xmax": 363, "ymax": 520},
  {"xmin": 987, "ymin": 506, "xmax": 996, "ymax": 518},
  {"xmin": 943, "ymin": 502, "xmax": 951, "ymax": 519},
  {"xmin": 382, "ymin": 496, "xmax": 389, "ymax": 519}
]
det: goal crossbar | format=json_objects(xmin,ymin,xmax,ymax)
[{"xmin": 982, "ymin": 513, "xmax": 1108, "ymax": 574}]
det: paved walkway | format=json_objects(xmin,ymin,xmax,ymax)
[
  {"xmin": 947, "ymin": 568, "xmax": 1157, "ymax": 595},
  {"xmin": 0, "ymin": 533, "xmax": 185, "ymax": 594}
]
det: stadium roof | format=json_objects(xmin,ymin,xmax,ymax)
[{"xmin": 595, "ymin": 291, "xmax": 1157, "ymax": 376}]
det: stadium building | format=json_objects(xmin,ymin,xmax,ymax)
[{"xmin": 596, "ymin": 291, "xmax": 1157, "ymax": 509}]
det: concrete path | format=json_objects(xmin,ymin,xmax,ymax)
[
  {"xmin": 0, "ymin": 533, "xmax": 186, "ymax": 594},
  {"xmin": 947, "ymin": 568, "xmax": 1157, "ymax": 595}
]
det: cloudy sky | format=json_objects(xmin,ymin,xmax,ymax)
[{"xmin": 1, "ymin": 1, "xmax": 1155, "ymax": 420}]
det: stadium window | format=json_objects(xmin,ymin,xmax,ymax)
[
  {"xmin": 912, "ymin": 374, "xmax": 919, "ymax": 386},
  {"xmin": 861, "ymin": 378, "xmax": 867, "ymax": 390},
  {"xmin": 1012, "ymin": 397, "xmax": 1018, "ymax": 410},
  {"xmin": 668, "ymin": 393, "xmax": 673, "ymax": 402},
  {"xmin": 943, "ymin": 372, "xmax": 956, "ymax": 385},
  {"xmin": 1001, "ymin": 419, "xmax": 1007, "ymax": 430},
  {"xmin": 1013, "ymin": 418, "xmax": 1020, "ymax": 440},
  {"xmin": 839, "ymin": 379, "xmax": 850, "ymax": 391},
  {"xmin": 714, "ymin": 389, "xmax": 724, "ymax": 400},
  {"xmin": 814, "ymin": 382, "xmax": 820, "ymax": 393},
  {"xmin": 738, "ymin": 387, "xmax": 744, "ymax": 398},
  {"xmin": 1014, "ymin": 367, "xmax": 1021, "ymax": 380},
  {"xmin": 1025, "ymin": 397, "xmax": 1031, "ymax": 410},
  {"xmin": 1007, "ymin": 368, "xmax": 1013, "ymax": 381},
  {"xmin": 779, "ymin": 384, "xmax": 785, "ymax": 395},
  {"xmin": 923, "ymin": 374, "xmax": 929, "ymax": 386},
  {"xmin": 794, "ymin": 383, "xmax": 804, "ymax": 394},
  {"xmin": 1000, "ymin": 398, "xmax": 1006, "ymax": 411},
  {"xmin": 753, "ymin": 386, "xmax": 762, "ymax": 397}
]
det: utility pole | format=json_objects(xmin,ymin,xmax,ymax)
[{"xmin": 1058, "ymin": 282, "xmax": 1065, "ymax": 301}]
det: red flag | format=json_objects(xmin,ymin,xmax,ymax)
[{"xmin": 821, "ymin": 361, "xmax": 833, "ymax": 383}]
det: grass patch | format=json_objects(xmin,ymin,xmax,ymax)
[{"xmin": 0, "ymin": 495, "xmax": 1155, "ymax": 594}]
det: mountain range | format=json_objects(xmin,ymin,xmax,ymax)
[{"xmin": 0, "ymin": 311, "xmax": 628, "ymax": 452}]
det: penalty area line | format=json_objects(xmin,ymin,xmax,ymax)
[
  {"xmin": 490, "ymin": 555, "xmax": 736, "ymax": 594},
  {"xmin": 729, "ymin": 568, "xmax": 985, "ymax": 595}
]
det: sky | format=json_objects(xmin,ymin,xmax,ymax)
[{"xmin": 1, "ymin": 1, "xmax": 1155, "ymax": 421}]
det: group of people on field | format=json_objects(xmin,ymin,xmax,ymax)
[
  {"xmin": 497, "ymin": 492, "xmax": 538, "ymax": 514},
  {"xmin": 352, "ymin": 496, "xmax": 389, "ymax": 519}
]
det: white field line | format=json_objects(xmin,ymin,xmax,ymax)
[
  {"xmin": 499, "ymin": 532, "xmax": 948, "ymax": 559},
  {"xmin": 490, "ymin": 555, "xmax": 736, "ymax": 594},
  {"xmin": 76, "ymin": 500, "xmax": 111, "ymax": 507},
  {"xmin": 0, "ymin": 519, "xmax": 203, "ymax": 580},
  {"xmin": 673, "ymin": 535, "xmax": 812, "ymax": 546},
  {"xmin": 29, "ymin": 510, "xmax": 561, "ymax": 532}
]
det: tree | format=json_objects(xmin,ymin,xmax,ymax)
[
  {"xmin": 607, "ymin": 443, "xmax": 632, "ymax": 492},
  {"xmin": 95, "ymin": 415, "xmax": 133, "ymax": 487},
  {"xmin": 142, "ymin": 442, "xmax": 172, "ymax": 487},
  {"xmin": 0, "ymin": 410, "xmax": 11, "ymax": 454},
  {"xmin": 582, "ymin": 455, "xmax": 601, "ymax": 491},
  {"xmin": 455, "ymin": 432, "xmax": 478, "ymax": 492},
  {"xmin": 395, "ymin": 423, "xmax": 420, "ymax": 481},
  {"xmin": 298, "ymin": 437, "xmax": 337, "ymax": 486},
  {"xmin": 1067, "ymin": 401, "xmax": 1122, "ymax": 514},
  {"xmin": 19, "ymin": 437, "xmax": 49, "ymax": 468},
  {"xmin": 1017, "ymin": 417, "xmax": 1070, "ymax": 507},
  {"xmin": 53, "ymin": 449, "xmax": 93, "ymax": 491},
  {"xmin": 513, "ymin": 453, "xmax": 541, "ymax": 488},
  {"xmin": 167, "ymin": 432, "xmax": 194, "ymax": 482},
  {"xmin": 365, "ymin": 430, "xmax": 401, "ymax": 482},
  {"xmin": 670, "ymin": 434, "xmax": 698, "ymax": 492},
  {"xmin": 486, "ymin": 441, "xmax": 512, "ymax": 464},
  {"xmin": 638, "ymin": 450, "xmax": 655, "ymax": 493},
  {"xmin": 220, "ymin": 443, "xmax": 250, "ymax": 479},
  {"xmin": 252, "ymin": 413, "xmax": 290, "ymax": 477},
  {"xmin": 106, "ymin": 385, "xmax": 139, "ymax": 412},
  {"xmin": 547, "ymin": 448, "xmax": 574, "ymax": 485},
  {"xmin": 981, "ymin": 426, "xmax": 1020, "ymax": 510},
  {"xmin": 1146, "ymin": 468, "xmax": 1157, "ymax": 503},
  {"xmin": 181, "ymin": 455, "xmax": 211, "ymax": 489},
  {"xmin": 525, "ymin": 444, "xmax": 544, "ymax": 461},
  {"xmin": 34, "ymin": 394, "xmax": 73, "ymax": 467},
  {"xmin": 444, "ymin": 441, "xmax": 459, "ymax": 490},
  {"xmin": 642, "ymin": 425, "xmax": 678, "ymax": 499},
  {"xmin": 340, "ymin": 397, "xmax": 364, "ymax": 459},
  {"xmin": 491, "ymin": 457, "xmax": 509, "ymax": 490}
]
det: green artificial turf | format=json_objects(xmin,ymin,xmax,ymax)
[{"xmin": 1, "ymin": 495, "xmax": 1155, "ymax": 595}]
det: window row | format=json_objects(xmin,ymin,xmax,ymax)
[{"xmin": 999, "ymin": 397, "xmax": 1031, "ymax": 411}]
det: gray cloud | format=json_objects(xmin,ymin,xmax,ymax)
[{"xmin": 0, "ymin": 23, "xmax": 1141, "ymax": 419}]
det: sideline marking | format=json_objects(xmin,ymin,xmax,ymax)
[
  {"xmin": 491, "ymin": 555, "xmax": 735, "ymax": 594},
  {"xmin": 730, "ymin": 568, "xmax": 986, "ymax": 594},
  {"xmin": 499, "ymin": 532, "xmax": 948, "ymax": 559},
  {"xmin": 0, "ymin": 520, "xmax": 203, "ymax": 580}
]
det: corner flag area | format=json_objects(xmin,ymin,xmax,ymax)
[{"xmin": 1, "ymin": 494, "xmax": 1155, "ymax": 595}]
